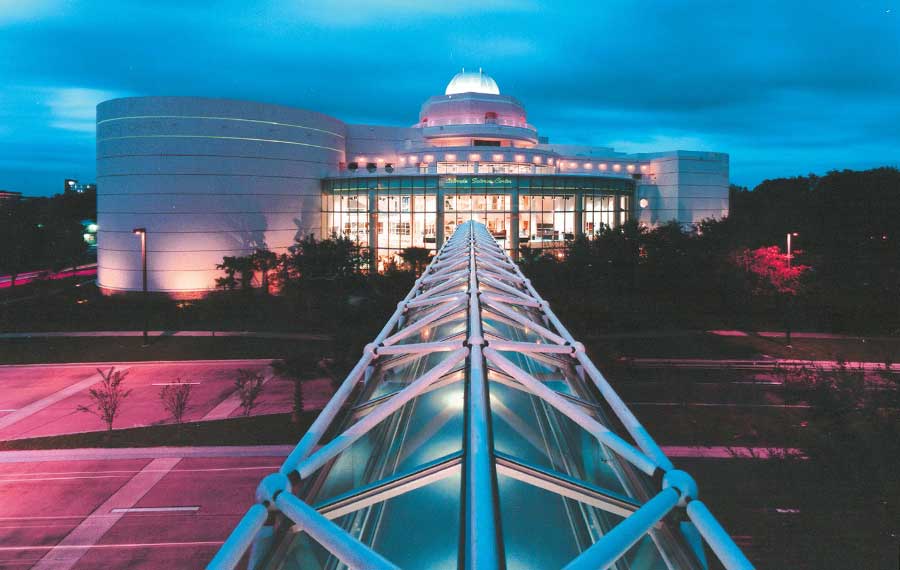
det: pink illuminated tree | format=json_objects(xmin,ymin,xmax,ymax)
[{"xmin": 733, "ymin": 246, "xmax": 809, "ymax": 296}]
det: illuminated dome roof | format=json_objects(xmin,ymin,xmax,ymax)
[{"xmin": 445, "ymin": 68, "xmax": 500, "ymax": 95}]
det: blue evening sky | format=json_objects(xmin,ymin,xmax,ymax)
[{"xmin": 1, "ymin": 0, "xmax": 898, "ymax": 195}]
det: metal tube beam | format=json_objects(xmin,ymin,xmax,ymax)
[
  {"xmin": 206, "ymin": 503, "xmax": 268, "ymax": 570},
  {"xmin": 275, "ymin": 492, "xmax": 400, "ymax": 570},
  {"xmin": 687, "ymin": 500, "xmax": 755, "ymax": 570},
  {"xmin": 484, "ymin": 348, "xmax": 658, "ymax": 476},
  {"xmin": 463, "ymin": 223, "xmax": 504, "ymax": 569},
  {"xmin": 296, "ymin": 348, "xmax": 468, "ymax": 478},
  {"xmin": 380, "ymin": 298, "xmax": 465, "ymax": 346},
  {"xmin": 482, "ymin": 300, "xmax": 567, "ymax": 346},
  {"xmin": 563, "ymin": 488, "xmax": 681, "ymax": 570},
  {"xmin": 486, "ymin": 340, "xmax": 575, "ymax": 354}
]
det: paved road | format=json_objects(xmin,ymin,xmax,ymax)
[
  {"xmin": 0, "ymin": 447, "xmax": 286, "ymax": 570},
  {"xmin": 0, "ymin": 360, "xmax": 333, "ymax": 441},
  {"xmin": 0, "ymin": 331, "xmax": 331, "ymax": 340},
  {"xmin": 623, "ymin": 356, "xmax": 898, "ymax": 372},
  {"xmin": 0, "ymin": 265, "xmax": 97, "ymax": 290}
]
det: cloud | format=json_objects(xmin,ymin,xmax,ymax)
[
  {"xmin": 276, "ymin": 0, "xmax": 538, "ymax": 27},
  {"xmin": 0, "ymin": 0, "xmax": 898, "ymax": 194},
  {"xmin": 42, "ymin": 87, "xmax": 128, "ymax": 133},
  {"xmin": 0, "ymin": 0, "xmax": 65, "ymax": 26}
]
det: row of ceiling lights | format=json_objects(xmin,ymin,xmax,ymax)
[{"xmin": 354, "ymin": 154, "xmax": 650, "ymax": 173}]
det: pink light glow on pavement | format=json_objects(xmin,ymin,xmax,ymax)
[{"xmin": 0, "ymin": 265, "xmax": 97, "ymax": 289}]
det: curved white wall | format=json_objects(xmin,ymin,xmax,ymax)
[{"xmin": 96, "ymin": 97, "xmax": 345, "ymax": 295}]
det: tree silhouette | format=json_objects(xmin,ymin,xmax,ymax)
[
  {"xmin": 159, "ymin": 379, "xmax": 193, "ymax": 424},
  {"xmin": 399, "ymin": 247, "xmax": 432, "ymax": 276},
  {"xmin": 77, "ymin": 367, "xmax": 132, "ymax": 431}
]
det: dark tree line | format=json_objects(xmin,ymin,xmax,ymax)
[
  {"xmin": 0, "ymin": 187, "xmax": 96, "ymax": 285},
  {"xmin": 524, "ymin": 167, "xmax": 899, "ymax": 335},
  {"xmin": 212, "ymin": 235, "xmax": 431, "ymax": 380}
]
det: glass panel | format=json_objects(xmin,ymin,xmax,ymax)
[
  {"xmin": 308, "ymin": 382, "xmax": 464, "ymax": 505},
  {"xmin": 281, "ymin": 474, "xmax": 462, "ymax": 570}
]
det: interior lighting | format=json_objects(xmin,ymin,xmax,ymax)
[
  {"xmin": 599, "ymin": 163, "xmax": 608, "ymax": 171},
  {"xmin": 533, "ymin": 156, "xmax": 542, "ymax": 164},
  {"xmin": 640, "ymin": 164, "xmax": 649, "ymax": 173},
  {"xmin": 493, "ymin": 153, "xmax": 504, "ymax": 162},
  {"xmin": 514, "ymin": 154, "xmax": 525, "ymax": 162},
  {"xmin": 613, "ymin": 164, "xmax": 621, "ymax": 172},
  {"xmin": 584, "ymin": 163, "xmax": 593, "ymax": 169},
  {"xmin": 569, "ymin": 162, "xmax": 577, "ymax": 168},
  {"xmin": 627, "ymin": 164, "xmax": 636, "ymax": 173},
  {"xmin": 445, "ymin": 153, "xmax": 457, "ymax": 161},
  {"xmin": 469, "ymin": 153, "xmax": 481, "ymax": 162},
  {"xmin": 424, "ymin": 154, "xmax": 435, "ymax": 163},
  {"xmin": 444, "ymin": 389, "xmax": 466, "ymax": 410},
  {"xmin": 409, "ymin": 155, "xmax": 418, "ymax": 163}
]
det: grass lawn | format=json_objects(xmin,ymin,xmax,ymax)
[
  {"xmin": 586, "ymin": 331, "xmax": 899, "ymax": 364},
  {"xmin": 627, "ymin": 405, "xmax": 806, "ymax": 447},
  {"xmin": 682, "ymin": 458, "xmax": 897, "ymax": 570},
  {"xmin": 0, "ymin": 412, "xmax": 307, "ymax": 450},
  {"xmin": 0, "ymin": 335, "xmax": 329, "ymax": 364}
]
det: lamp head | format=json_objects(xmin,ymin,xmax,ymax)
[{"xmin": 132, "ymin": 227, "xmax": 146, "ymax": 235}]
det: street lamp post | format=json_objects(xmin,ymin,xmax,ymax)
[
  {"xmin": 133, "ymin": 228, "xmax": 148, "ymax": 347},
  {"xmin": 785, "ymin": 232, "xmax": 799, "ymax": 348}
]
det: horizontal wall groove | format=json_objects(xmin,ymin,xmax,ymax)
[
  {"xmin": 97, "ymin": 114, "xmax": 345, "ymax": 138},
  {"xmin": 97, "ymin": 153, "xmax": 342, "ymax": 166},
  {"xmin": 97, "ymin": 134, "xmax": 343, "ymax": 153},
  {"xmin": 97, "ymin": 173, "xmax": 331, "ymax": 180},
  {"xmin": 98, "ymin": 192, "xmax": 320, "ymax": 197},
  {"xmin": 98, "ymin": 210, "xmax": 313, "ymax": 215},
  {"xmin": 98, "ymin": 246, "xmax": 293, "ymax": 253},
  {"xmin": 99, "ymin": 266, "xmax": 229, "ymax": 272},
  {"xmin": 98, "ymin": 228, "xmax": 305, "ymax": 234}
]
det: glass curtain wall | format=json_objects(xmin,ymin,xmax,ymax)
[{"xmin": 323, "ymin": 175, "xmax": 633, "ymax": 267}]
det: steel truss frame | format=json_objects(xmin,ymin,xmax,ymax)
[{"xmin": 209, "ymin": 221, "xmax": 754, "ymax": 570}]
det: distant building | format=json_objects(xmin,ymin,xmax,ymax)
[
  {"xmin": 96, "ymin": 69, "xmax": 729, "ymax": 296},
  {"xmin": 81, "ymin": 219, "xmax": 98, "ymax": 249},
  {"xmin": 0, "ymin": 190, "xmax": 22, "ymax": 207},
  {"xmin": 64, "ymin": 179, "xmax": 96, "ymax": 194}
]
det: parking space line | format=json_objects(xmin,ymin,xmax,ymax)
[
  {"xmin": 0, "ymin": 540, "xmax": 223, "ymax": 552},
  {"xmin": 110, "ymin": 506, "xmax": 199, "ymax": 513},
  {"xmin": 201, "ymin": 373, "xmax": 274, "ymax": 420},
  {"xmin": 31, "ymin": 456, "xmax": 180, "ymax": 570},
  {"xmin": 0, "ymin": 367, "xmax": 130, "ymax": 433}
]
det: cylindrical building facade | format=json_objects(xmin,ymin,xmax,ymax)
[{"xmin": 96, "ymin": 97, "xmax": 345, "ymax": 296}]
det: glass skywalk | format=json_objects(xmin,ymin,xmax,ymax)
[{"xmin": 209, "ymin": 221, "xmax": 754, "ymax": 570}]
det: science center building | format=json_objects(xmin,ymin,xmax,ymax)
[{"xmin": 96, "ymin": 69, "xmax": 729, "ymax": 296}]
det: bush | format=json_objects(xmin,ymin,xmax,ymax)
[
  {"xmin": 77, "ymin": 367, "xmax": 132, "ymax": 431},
  {"xmin": 235, "ymin": 369, "xmax": 265, "ymax": 416},
  {"xmin": 159, "ymin": 379, "xmax": 193, "ymax": 424}
]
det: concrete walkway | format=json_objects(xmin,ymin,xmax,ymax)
[
  {"xmin": 0, "ymin": 444, "xmax": 800, "ymax": 464},
  {"xmin": 32, "ymin": 457, "xmax": 182, "ymax": 570},
  {"xmin": 0, "ymin": 445, "xmax": 296, "ymax": 463},
  {"xmin": 709, "ymin": 329, "xmax": 899, "ymax": 341},
  {"xmin": 623, "ymin": 357, "xmax": 898, "ymax": 371},
  {"xmin": 0, "ymin": 330, "xmax": 331, "ymax": 340}
]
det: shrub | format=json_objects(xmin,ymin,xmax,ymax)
[
  {"xmin": 77, "ymin": 367, "xmax": 132, "ymax": 431},
  {"xmin": 160, "ymin": 379, "xmax": 194, "ymax": 424},
  {"xmin": 235, "ymin": 369, "xmax": 265, "ymax": 416}
]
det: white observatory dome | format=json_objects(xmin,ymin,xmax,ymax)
[{"xmin": 445, "ymin": 68, "xmax": 501, "ymax": 95}]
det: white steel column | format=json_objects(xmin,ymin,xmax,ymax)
[{"xmin": 463, "ymin": 222, "xmax": 504, "ymax": 569}]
